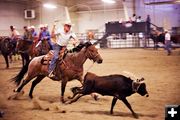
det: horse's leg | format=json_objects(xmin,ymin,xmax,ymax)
[
  {"xmin": 9, "ymin": 54, "xmax": 12, "ymax": 63},
  {"xmin": 2, "ymin": 54, "xmax": 9, "ymax": 68},
  {"xmin": 61, "ymin": 78, "xmax": 68, "ymax": 103},
  {"xmin": 15, "ymin": 74, "xmax": 37, "ymax": 93},
  {"xmin": 24, "ymin": 53, "xmax": 30, "ymax": 65},
  {"xmin": 5, "ymin": 55, "xmax": 9, "ymax": 68},
  {"xmin": 20, "ymin": 53, "xmax": 25, "ymax": 66},
  {"xmin": 29, "ymin": 75, "xmax": 45, "ymax": 99}
]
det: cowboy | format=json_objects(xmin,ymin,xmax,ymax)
[
  {"xmin": 48, "ymin": 21, "xmax": 79, "ymax": 78},
  {"xmin": 38, "ymin": 24, "xmax": 53, "ymax": 50},
  {"xmin": 10, "ymin": 25, "xmax": 20, "ymax": 50},
  {"xmin": 164, "ymin": 29, "xmax": 172, "ymax": 55},
  {"xmin": 38, "ymin": 24, "xmax": 44, "ymax": 40},
  {"xmin": 23, "ymin": 26, "xmax": 32, "ymax": 41},
  {"xmin": 30, "ymin": 26, "xmax": 37, "ymax": 38}
]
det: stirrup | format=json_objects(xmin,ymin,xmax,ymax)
[
  {"xmin": 48, "ymin": 71, "xmax": 59, "ymax": 80},
  {"xmin": 48, "ymin": 71, "xmax": 54, "ymax": 77}
]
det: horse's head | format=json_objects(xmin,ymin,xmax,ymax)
[
  {"xmin": 16, "ymin": 39, "xmax": 32, "ymax": 52},
  {"xmin": 3, "ymin": 37, "xmax": 14, "ymax": 51},
  {"xmin": 84, "ymin": 42, "xmax": 103, "ymax": 64}
]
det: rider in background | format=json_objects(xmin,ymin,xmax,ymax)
[
  {"xmin": 39, "ymin": 24, "xmax": 53, "ymax": 50},
  {"xmin": 23, "ymin": 26, "xmax": 32, "ymax": 41},
  {"xmin": 38, "ymin": 24, "xmax": 44, "ymax": 40},
  {"xmin": 30, "ymin": 26, "xmax": 38, "ymax": 39},
  {"xmin": 36, "ymin": 24, "xmax": 45, "ymax": 48},
  {"xmin": 30, "ymin": 26, "xmax": 38, "ymax": 42},
  {"xmin": 48, "ymin": 21, "xmax": 79, "ymax": 78},
  {"xmin": 9, "ymin": 25, "xmax": 20, "ymax": 60},
  {"xmin": 10, "ymin": 25, "xmax": 20, "ymax": 47}
]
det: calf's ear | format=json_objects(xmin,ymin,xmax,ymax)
[{"xmin": 141, "ymin": 77, "xmax": 145, "ymax": 81}]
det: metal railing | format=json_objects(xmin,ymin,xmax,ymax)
[{"xmin": 76, "ymin": 32, "xmax": 155, "ymax": 48}]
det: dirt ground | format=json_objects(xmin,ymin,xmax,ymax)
[{"xmin": 0, "ymin": 48, "xmax": 180, "ymax": 120}]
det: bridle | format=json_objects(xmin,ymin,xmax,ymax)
[{"xmin": 85, "ymin": 48, "xmax": 100, "ymax": 61}]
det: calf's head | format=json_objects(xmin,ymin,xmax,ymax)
[{"xmin": 137, "ymin": 82, "xmax": 149, "ymax": 97}]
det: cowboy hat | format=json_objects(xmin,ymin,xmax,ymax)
[
  {"xmin": 62, "ymin": 21, "xmax": 74, "ymax": 26},
  {"xmin": 39, "ymin": 24, "xmax": 44, "ymax": 28},
  {"xmin": 30, "ymin": 25, "xmax": 35, "ymax": 29},
  {"xmin": 44, "ymin": 24, "xmax": 48, "ymax": 28}
]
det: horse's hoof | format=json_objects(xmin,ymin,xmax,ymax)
[
  {"xmin": 61, "ymin": 100, "xmax": 65, "ymax": 103},
  {"xmin": 8, "ymin": 91, "xmax": 24, "ymax": 100},
  {"xmin": 110, "ymin": 111, "xmax": 113, "ymax": 114},
  {"xmin": 29, "ymin": 95, "xmax": 33, "ymax": 99},
  {"xmin": 60, "ymin": 97, "xmax": 65, "ymax": 103},
  {"xmin": 133, "ymin": 113, "xmax": 139, "ymax": 119},
  {"xmin": 67, "ymin": 96, "xmax": 73, "ymax": 99}
]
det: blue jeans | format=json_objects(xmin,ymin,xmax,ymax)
[
  {"xmin": 47, "ymin": 39, "xmax": 53, "ymax": 50},
  {"xmin": 164, "ymin": 40, "xmax": 171, "ymax": 54},
  {"xmin": 48, "ymin": 44, "xmax": 62, "ymax": 73}
]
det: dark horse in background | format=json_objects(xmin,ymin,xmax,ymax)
[
  {"xmin": 150, "ymin": 29, "xmax": 180, "ymax": 49},
  {"xmin": 17, "ymin": 38, "xmax": 51, "ymax": 61},
  {"xmin": 150, "ymin": 30, "xmax": 165, "ymax": 49},
  {"xmin": 0, "ymin": 37, "xmax": 14, "ymax": 68},
  {"xmin": 0, "ymin": 37, "xmax": 35, "ymax": 68},
  {"xmin": 0, "ymin": 37, "xmax": 31, "ymax": 68}
]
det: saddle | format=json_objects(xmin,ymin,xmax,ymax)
[{"xmin": 40, "ymin": 49, "xmax": 68, "ymax": 65}]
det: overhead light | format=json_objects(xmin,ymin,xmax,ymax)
[
  {"xmin": 43, "ymin": 3, "xmax": 57, "ymax": 9},
  {"xmin": 102, "ymin": 0, "xmax": 116, "ymax": 4}
]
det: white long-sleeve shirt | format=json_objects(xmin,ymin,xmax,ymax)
[
  {"xmin": 55, "ymin": 28, "xmax": 77, "ymax": 46},
  {"xmin": 165, "ymin": 33, "xmax": 171, "ymax": 41},
  {"xmin": 11, "ymin": 30, "xmax": 20, "ymax": 39}
]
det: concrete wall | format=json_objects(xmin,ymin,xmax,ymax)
[
  {"xmin": 73, "ymin": 0, "xmax": 134, "ymax": 33},
  {"xmin": 0, "ymin": 1, "xmax": 134, "ymax": 35},
  {"xmin": 2, "ymin": 0, "xmax": 179, "ymax": 35},
  {"xmin": 75, "ymin": 9, "xmax": 125, "ymax": 33},
  {"xmin": 0, "ymin": 1, "xmax": 66, "ymax": 36},
  {"xmin": 135, "ymin": 0, "xmax": 180, "ymax": 29},
  {"xmin": 0, "ymin": 2, "xmax": 27, "ymax": 36}
]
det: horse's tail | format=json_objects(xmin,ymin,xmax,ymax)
[{"xmin": 11, "ymin": 60, "xmax": 31, "ymax": 86}]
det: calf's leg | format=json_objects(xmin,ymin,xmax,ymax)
[
  {"xmin": 67, "ymin": 94, "xmax": 84, "ymax": 104},
  {"xmin": 121, "ymin": 98, "xmax": 138, "ymax": 119},
  {"xmin": 110, "ymin": 97, "xmax": 118, "ymax": 114}
]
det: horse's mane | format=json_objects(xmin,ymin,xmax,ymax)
[{"xmin": 68, "ymin": 42, "xmax": 92, "ymax": 53}]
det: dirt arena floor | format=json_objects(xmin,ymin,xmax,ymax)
[{"xmin": 0, "ymin": 48, "xmax": 180, "ymax": 120}]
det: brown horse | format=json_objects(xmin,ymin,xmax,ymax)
[
  {"xmin": 12, "ymin": 42, "xmax": 103, "ymax": 103},
  {"xmin": 0, "ymin": 37, "xmax": 16, "ymax": 68},
  {"xmin": 17, "ymin": 38, "xmax": 50, "ymax": 57}
]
